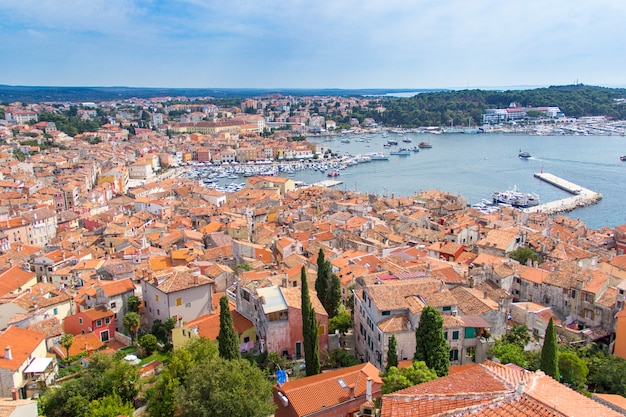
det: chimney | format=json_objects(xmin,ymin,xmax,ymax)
[
  {"xmin": 4, "ymin": 346, "xmax": 12, "ymax": 361},
  {"xmin": 483, "ymin": 291, "xmax": 488, "ymax": 299},
  {"xmin": 366, "ymin": 378, "xmax": 373, "ymax": 402}
]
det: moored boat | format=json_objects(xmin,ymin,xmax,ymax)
[
  {"xmin": 327, "ymin": 170, "xmax": 340, "ymax": 177},
  {"xmin": 492, "ymin": 186, "xmax": 540, "ymax": 208},
  {"xmin": 390, "ymin": 148, "xmax": 411, "ymax": 156},
  {"xmin": 418, "ymin": 141, "xmax": 432, "ymax": 149},
  {"xmin": 620, "ymin": 155, "xmax": 626, "ymax": 161},
  {"xmin": 518, "ymin": 149, "xmax": 531, "ymax": 159}
]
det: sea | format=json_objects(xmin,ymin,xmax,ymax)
[{"xmin": 289, "ymin": 132, "xmax": 626, "ymax": 230}]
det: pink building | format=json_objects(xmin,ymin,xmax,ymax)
[{"xmin": 63, "ymin": 306, "xmax": 116, "ymax": 342}]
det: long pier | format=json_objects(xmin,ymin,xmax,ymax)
[{"xmin": 524, "ymin": 172, "xmax": 602, "ymax": 215}]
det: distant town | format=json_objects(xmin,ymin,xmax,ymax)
[{"xmin": 2, "ymin": 93, "xmax": 626, "ymax": 417}]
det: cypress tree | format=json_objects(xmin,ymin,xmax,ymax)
[
  {"xmin": 387, "ymin": 334, "xmax": 398, "ymax": 370},
  {"xmin": 414, "ymin": 305, "xmax": 450, "ymax": 376},
  {"xmin": 315, "ymin": 249, "xmax": 328, "ymax": 309},
  {"xmin": 540, "ymin": 317, "xmax": 559, "ymax": 380},
  {"xmin": 217, "ymin": 295, "xmax": 239, "ymax": 360},
  {"xmin": 301, "ymin": 266, "xmax": 320, "ymax": 376},
  {"xmin": 326, "ymin": 273, "xmax": 342, "ymax": 318}
]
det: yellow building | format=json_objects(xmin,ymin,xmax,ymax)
[{"xmin": 172, "ymin": 301, "xmax": 256, "ymax": 352}]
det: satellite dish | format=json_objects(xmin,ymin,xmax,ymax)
[{"xmin": 276, "ymin": 369, "xmax": 287, "ymax": 385}]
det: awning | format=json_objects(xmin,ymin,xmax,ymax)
[{"xmin": 24, "ymin": 357, "xmax": 53, "ymax": 373}]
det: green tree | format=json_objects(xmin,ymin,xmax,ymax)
[
  {"xmin": 326, "ymin": 273, "xmax": 342, "ymax": 318},
  {"xmin": 60, "ymin": 333, "xmax": 74, "ymax": 358},
  {"xmin": 127, "ymin": 295, "xmax": 140, "ymax": 313},
  {"xmin": 138, "ymin": 333, "xmax": 158, "ymax": 356},
  {"xmin": 387, "ymin": 334, "xmax": 399, "ymax": 370},
  {"xmin": 381, "ymin": 361, "xmax": 438, "ymax": 394},
  {"xmin": 325, "ymin": 349, "xmax": 360, "ymax": 368},
  {"xmin": 301, "ymin": 266, "xmax": 320, "ymax": 376},
  {"xmin": 38, "ymin": 353, "xmax": 139, "ymax": 417},
  {"xmin": 217, "ymin": 295, "xmax": 240, "ymax": 360},
  {"xmin": 315, "ymin": 249, "xmax": 329, "ymax": 310},
  {"xmin": 123, "ymin": 312, "xmax": 141, "ymax": 344},
  {"xmin": 491, "ymin": 340, "xmax": 528, "ymax": 368},
  {"xmin": 328, "ymin": 310, "xmax": 353, "ymax": 335},
  {"xmin": 503, "ymin": 324, "xmax": 531, "ymax": 349},
  {"xmin": 146, "ymin": 371, "xmax": 179, "ymax": 417},
  {"xmin": 88, "ymin": 393, "xmax": 135, "ymax": 417},
  {"xmin": 508, "ymin": 247, "xmax": 541, "ymax": 265},
  {"xmin": 558, "ymin": 351, "xmax": 588, "ymax": 390},
  {"xmin": 414, "ymin": 306, "xmax": 450, "ymax": 376},
  {"xmin": 540, "ymin": 317, "xmax": 559, "ymax": 380},
  {"xmin": 177, "ymin": 357, "xmax": 275, "ymax": 417}
]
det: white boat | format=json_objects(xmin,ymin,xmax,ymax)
[
  {"xmin": 368, "ymin": 152, "xmax": 389, "ymax": 161},
  {"xmin": 492, "ymin": 186, "xmax": 540, "ymax": 208},
  {"xmin": 390, "ymin": 148, "xmax": 411, "ymax": 156}
]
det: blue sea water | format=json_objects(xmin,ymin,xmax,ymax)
[{"xmin": 293, "ymin": 132, "xmax": 626, "ymax": 230}]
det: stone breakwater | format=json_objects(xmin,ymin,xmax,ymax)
[{"xmin": 523, "ymin": 173, "xmax": 602, "ymax": 215}]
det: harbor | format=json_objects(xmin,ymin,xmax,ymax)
[{"xmin": 523, "ymin": 173, "xmax": 602, "ymax": 215}]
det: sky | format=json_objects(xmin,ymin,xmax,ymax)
[{"xmin": 1, "ymin": 0, "xmax": 625, "ymax": 89}]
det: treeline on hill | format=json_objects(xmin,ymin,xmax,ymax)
[{"xmin": 352, "ymin": 85, "xmax": 626, "ymax": 127}]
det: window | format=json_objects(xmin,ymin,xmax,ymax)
[
  {"xmin": 515, "ymin": 278, "xmax": 521, "ymax": 284},
  {"xmin": 452, "ymin": 331, "xmax": 460, "ymax": 340},
  {"xmin": 244, "ymin": 336, "xmax": 250, "ymax": 343},
  {"xmin": 571, "ymin": 290, "xmax": 576, "ymax": 298},
  {"xmin": 183, "ymin": 330, "xmax": 187, "ymax": 336},
  {"xmin": 110, "ymin": 302, "xmax": 116, "ymax": 308},
  {"xmin": 155, "ymin": 294, "xmax": 159, "ymax": 302},
  {"xmin": 449, "ymin": 349, "xmax": 459, "ymax": 361},
  {"xmin": 105, "ymin": 317, "xmax": 110, "ymax": 324},
  {"xmin": 585, "ymin": 293, "xmax": 593, "ymax": 303},
  {"xmin": 79, "ymin": 317, "xmax": 83, "ymax": 325},
  {"xmin": 157, "ymin": 309, "xmax": 160, "ymax": 316},
  {"xmin": 186, "ymin": 302, "xmax": 191, "ymax": 308},
  {"xmin": 443, "ymin": 306, "xmax": 451, "ymax": 312},
  {"xmin": 176, "ymin": 298, "xmax": 182, "ymax": 306},
  {"xmin": 444, "ymin": 331, "xmax": 448, "ymax": 340},
  {"xmin": 318, "ymin": 325, "xmax": 325, "ymax": 335},
  {"xmin": 533, "ymin": 283, "xmax": 539, "ymax": 288},
  {"xmin": 465, "ymin": 328, "xmax": 476, "ymax": 339},
  {"xmin": 382, "ymin": 311, "xmax": 391, "ymax": 316},
  {"xmin": 242, "ymin": 291, "xmax": 250, "ymax": 301},
  {"xmin": 53, "ymin": 307, "xmax": 58, "ymax": 315},
  {"xmin": 96, "ymin": 319, "xmax": 102, "ymax": 327}
]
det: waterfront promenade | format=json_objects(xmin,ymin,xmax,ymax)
[{"xmin": 523, "ymin": 173, "xmax": 602, "ymax": 215}]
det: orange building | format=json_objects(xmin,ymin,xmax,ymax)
[{"xmin": 613, "ymin": 309, "xmax": 626, "ymax": 359}]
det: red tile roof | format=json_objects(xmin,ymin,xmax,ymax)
[
  {"xmin": 381, "ymin": 361, "xmax": 621, "ymax": 417},
  {"xmin": 0, "ymin": 326, "xmax": 46, "ymax": 371},
  {"xmin": 276, "ymin": 362, "xmax": 382, "ymax": 416}
]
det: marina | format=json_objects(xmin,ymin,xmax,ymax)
[{"xmin": 179, "ymin": 131, "xmax": 626, "ymax": 229}]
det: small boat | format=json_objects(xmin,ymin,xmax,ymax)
[
  {"xmin": 620, "ymin": 155, "xmax": 626, "ymax": 161},
  {"xmin": 390, "ymin": 148, "xmax": 411, "ymax": 156},
  {"xmin": 418, "ymin": 142, "xmax": 432, "ymax": 149},
  {"xmin": 369, "ymin": 152, "xmax": 389, "ymax": 161},
  {"xmin": 387, "ymin": 139, "xmax": 398, "ymax": 146},
  {"xmin": 340, "ymin": 138, "xmax": 351, "ymax": 143},
  {"xmin": 327, "ymin": 170, "xmax": 340, "ymax": 177},
  {"xmin": 518, "ymin": 149, "xmax": 531, "ymax": 159},
  {"xmin": 411, "ymin": 146, "xmax": 420, "ymax": 152},
  {"xmin": 402, "ymin": 137, "xmax": 412, "ymax": 143}
]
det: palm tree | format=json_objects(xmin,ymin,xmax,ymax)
[
  {"xmin": 123, "ymin": 312, "xmax": 141, "ymax": 344},
  {"xmin": 60, "ymin": 333, "xmax": 74, "ymax": 358}
]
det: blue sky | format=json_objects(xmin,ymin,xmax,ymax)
[{"xmin": 1, "ymin": 0, "xmax": 625, "ymax": 89}]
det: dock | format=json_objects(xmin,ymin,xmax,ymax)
[
  {"xmin": 524, "ymin": 172, "xmax": 602, "ymax": 215},
  {"xmin": 533, "ymin": 172, "xmax": 583, "ymax": 194},
  {"xmin": 312, "ymin": 180, "xmax": 343, "ymax": 188}
]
